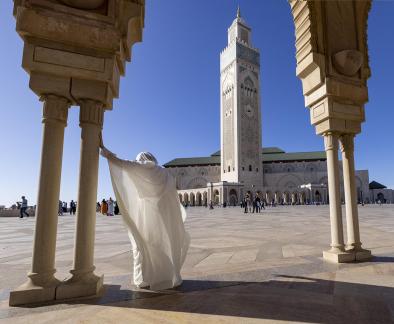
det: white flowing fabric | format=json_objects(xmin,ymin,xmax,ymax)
[{"xmin": 104, "ymin": 152, "xmax": 190, "ymax": 290}]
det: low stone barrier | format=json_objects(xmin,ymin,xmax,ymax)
[{"xmin": 0, "ymin": 208, "xmax": 35, "ymax": 217}]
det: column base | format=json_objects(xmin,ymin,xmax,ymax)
[
  {"xmin": 323, "ymin": 249, "xmax": 355, "ymax": 263},
  {"xmin": 56, "ymin": 273, "xmax": 104, "ymax": 300},
  {"xmin": 348, "ymin": 248, "xmax": 372, "ymax": 261},
  {"xmin": 9, "ymin": 278, "xmax": 59, "ymax": 306}
]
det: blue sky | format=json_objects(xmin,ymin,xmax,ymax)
[{"xmin": 0, "ymin": 1, "xmax": 393, "ymax": 206}]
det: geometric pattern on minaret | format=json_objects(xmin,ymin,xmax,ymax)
[{"xmin": 220, "ymin": 7, "xmax": 263, "ymax": 191}]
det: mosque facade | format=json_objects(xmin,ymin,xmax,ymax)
[{"xmin": 164, "ymin": 10, "xmax": 388, "ymax": 206}]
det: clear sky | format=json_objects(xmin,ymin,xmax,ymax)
[{"xmin": 0, "ymin": 1, "xmax": 393, "ymax": 207}]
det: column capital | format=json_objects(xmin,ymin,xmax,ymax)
[
  {"xmin": 40, "ymin": 94, "xmax": 70, "ymax": 125},
  {"xmin": 339, "ymin": 134, "xmax": 355, "ymax": 154},
  {"xmin": 79, "ymin": 99, "xmax": 104, "ymax": 128},
  {"xmin": 323, "ymin": 132, "xmax": 339, "ymax": 152}
]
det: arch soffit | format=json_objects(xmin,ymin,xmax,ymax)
[{"xmin": 277, "ymin": 174, "xmax": 303, "ymax": 188}]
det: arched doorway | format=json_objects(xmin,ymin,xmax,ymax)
[
  {"xmin": 183, "ymin": 193, "xmax": 189, "ymax": 205},
  {"xmin": 203, "ymin": 192, "xmax": 208, "ymax": 206},
  {"xmin": 196, "ymin": 192, "xmax": 202, "ymax": 206},
  {"xmin": 213, "ymin": 190, "xmax": 220, "ymax": 205},
  {"xmin": 275, "ymin": 191, "xmax": 281, "ymax": 204},
  {"xmin": 283, "ymin": 192, "xmax": 290, "ymax": 205},
  {"xmin": 265, "ymin": 191, "xmax": 272, "ymax": 204},
  {"xmin": 178, "ymin": 194, "xmax": 183, "ymax": 204},
  {"xmin": 315, "ymin": 190, "xmax": 322, "ymax": 204},
  {"xmin": 190, "ymin": 192, "xmax": 195, "ymax": 206},
  {"xmin": 300, "ymin": 192, "xmax": 306, "ymax": 205},
  {"xmin": 229, "ymin": 189, "xmax": 238, "ymax": 206},
  {"xmin": 291, "ymin": 192, "xmax": 297, "ymax": 205},
  {"xmin": 377, "ymin": 192, "xmax": 385, "ymax": 203}
]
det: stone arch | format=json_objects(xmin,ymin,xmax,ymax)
[
  {"xmin": 239, "ymin": 69, "xmax": 259, "ymax": 90},
  {"xmin": 291, "ymin": 192, "xmax": 297, "ymax": 205},
  {"xmin": 222, "ymin": 72, "xmax": 234, "ymax": 96},
  {"xmin": 178, "ymin": 194, "xmax": 183, "ymax": 203},
  {"xmin": 283, "ymin": 192, "xmax": 290, "ymax": 204},
  {"xmin": 187, "ymin": 177, "xmax": 208, "ymax": 189},
  {"xmin": 196, "ymin": 192, "xmax": 202, "ymax": 206},
  {"xmin": 265, "ymin": 191, "xmax": 272, "ymax": 203},
  {"xmin": 229, "ymin": 189, "xmax": 238, "ymax": 206},
  {"xmin": 299, "ymin": 191, "xmax": 307, "ymax": 205},
  {"xmin": 318, "ymin": 176, "xmax": 328, "ymax": 185},
  {"xmin": 277, "ymin": 174, "xmax": 303, "ymax": 189},
  {"xmin": 183, "ymin": 192, "xmax": 189, "ymax": 205},
  {"xmin": 314, "ymin": 190, "xmax": 322, "ymax": 203},
  {"xmin": 376, "ymin": 192, "xmax": 385, "ymax": 203},
  {"xmin": 190, "ymin": 192, "xmax": 195, "ymax": 206},
  {"xmin": 203, "ymin": 191, "xmax": 208, "ymax": 206},
  {"xmin": 213, "ymin": 190, "xmax": 220, "ymax": 205},
  {"xmin": 274, "ymin": 191, "xmax": 281, "ymax": 204}
]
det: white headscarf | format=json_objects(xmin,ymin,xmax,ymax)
[{"xmin": 136, "ymin": 152, "xmax": 158, "ymax": 165}]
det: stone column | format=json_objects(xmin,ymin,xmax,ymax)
[
  {"xmin": 340, "ymin": 134, "xmax": 371, "ymax": 260},
  {"xmin": 9, "ymin": 95, "xmax": 70, "ymax": 306},
  {"xmin": 323, "ymin": 133, "xmax": 354, "ymax": 262},
  {"xmin": 56, "ymin": 100, "xmax": 104, "ymax": 299}
]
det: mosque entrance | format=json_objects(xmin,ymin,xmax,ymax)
[{"xmin": 229, "ymin": 189, "xmax": 238, "ymax": 206}]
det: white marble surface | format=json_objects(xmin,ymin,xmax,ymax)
[{"xmin": 0, "ymin": 205, "xmax": 393, "ymax": 323}]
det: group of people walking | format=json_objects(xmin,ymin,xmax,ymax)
[
  {"xmin": 58, "ymin": 200, "xmax": 77, "ymax": 215},
  {"xmin": 97, "ymin": 197, "xmax": 119, "ymax": 216},
  {"xmin": 241, "ymin": 195, "xmax": 266, "ymax": 213}
]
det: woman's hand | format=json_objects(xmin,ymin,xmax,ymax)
[
  {"xmin": 99, "ymin": 132, "xmax": 104, "ymax": 148},
  {"xmin": 100, "ymin": 147, "xmax": 116, "ymax": 159}
]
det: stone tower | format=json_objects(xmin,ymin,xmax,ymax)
[{"xmin": 220, "ymin": 7, "xmax": 263, "ymax": 191}]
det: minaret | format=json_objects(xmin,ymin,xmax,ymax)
[{"xmin": 220, "ymin": 7, "xmax": 263, "ymax": 191}]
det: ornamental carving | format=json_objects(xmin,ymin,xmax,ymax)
[{"xmin": 59, "ymin": 0, "xmax": 106, "ymax": 9}]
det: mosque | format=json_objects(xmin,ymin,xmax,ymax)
[{"xmin": 164, "ymin": 10, "xmax": 389, "ymax": 206}]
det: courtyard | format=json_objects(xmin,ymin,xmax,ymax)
[{"xmin": 0, "ymin": 205, "xmax": 393, "ymax": 323}]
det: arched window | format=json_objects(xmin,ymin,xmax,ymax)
[
  {"xmin": 249, "ymin": 165, "xmax": 252, "ymax": 172},
  {"xmin": 228, "ymin": 166, "xmax": 230, "ymax": 172}
]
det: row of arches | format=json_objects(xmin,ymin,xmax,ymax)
[
  {"xmin": 179, "ymin": 191, "xmax": 209, "ymax": 206},
  {"xmin": 263, "ymin": 190, "xmax": 326, "ymax": 205}
]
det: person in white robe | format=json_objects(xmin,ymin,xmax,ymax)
[
  {"xmin": 100, "ymin": 146, "xmax": 190, "ymax": 290},
  {"xmin": 107, "ymin": 197, "xmax": 114, "ymax": 216}
]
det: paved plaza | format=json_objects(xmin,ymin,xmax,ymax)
[{"xmin": 0, "ymin": 205, "xmax": 393, "ymax": 323}]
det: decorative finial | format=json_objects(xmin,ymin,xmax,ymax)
[{"xmin": 237, "ymin": 5, "xmax": 241, "ymax": 18}]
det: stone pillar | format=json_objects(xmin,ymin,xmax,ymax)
[
  {"xmin": 9, "ymin": 95, "xmax": 70, "ymax": 306},
  {"xmin": 340, "ymin": 134, "xmax": 372, "ymax": 260},
  {"xmin": 56, "ymin": 100, "xmax": 104, "ymax": 299},
  {"xmin": 323, "ymin": 133, "xmax": 354, "ymax": 262}
]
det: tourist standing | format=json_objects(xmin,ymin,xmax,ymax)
[
  {"xmin": 107, "ymin": 197, "xmax": 114, "ymax": 216},
  {"xmin": 58, "ymin": 200, "xmax": 63, "ymax": 215},
  {"xmin": 114, "ymin": 201, "xmax": 120, "ymax": 215},
  {"xmin": 96, "ymin": 202, "xmax": 101, "ymax": 212},
  {"xmin": 19, "ymin": 196, "xmax": 29, "ymax": 218},
  {"xmin": 243, "ymin": 197, "xmax": 248, "ymax": 213},
  {"xmin": 101, "ymin": 199, "xmax": 108, "ymax": 215},
  {"xmin": 70, "ymin": 200, "xmax": 76, "ymax": 215}
]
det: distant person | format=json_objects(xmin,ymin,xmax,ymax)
[
  {"xmin": 62, "ymin": 201, "xmax": 67, "ymax": 213},
  {"xmin": 101, "ymin": 199, "xmax": 108, "ymax": 215},
  {"xmin": 96, "ymin": 202, "xmax": 101, "ymax": 212},
  {"xmin": 58, "ymin": 200, "xmax": 63, "ymax": 216},
  {"xmin": 19, "ymin": 196, "xmax": 29, "ymax": 218},
  {"xmin": 70, "ymin": 200, "xmax": 76, "ymax": 215},
  {"xmin": 243, "ymin": 197, "xmax": 248, "ymax": 213},
  {"xmin": 114, "ymin": 201, "xmax": 120, "ymax": 215},
  {"xmin": 107, "ymin": 197, "xmax": 114, "ymax": 216}
]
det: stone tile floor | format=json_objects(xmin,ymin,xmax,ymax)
[{"xmin": 0, "ymin": 205, "xmax": 393, "ymax": 323}]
